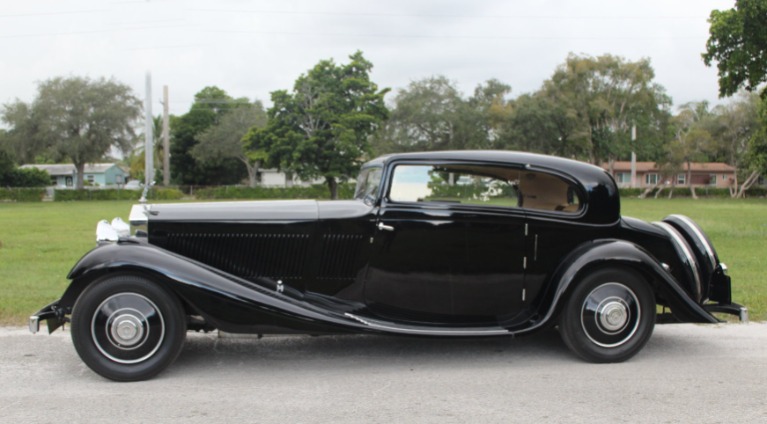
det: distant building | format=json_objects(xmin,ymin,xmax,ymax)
[
  {"xmin": 21, "ymin": 163, "xmax": 129, "ymax": 187},
  {"xmin": 604, "ymin": 161, "xmax": 736, "ymax": 189},
  {"xmin": 258, "ymin": 169, "xmax": 325, "ymax": 187}
]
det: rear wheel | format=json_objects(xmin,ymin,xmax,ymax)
[
  {"xmin": 559, "ymin": 268, "xmax": 655, "ymax": 363},
  {"xmin": 71, "ymin": 274, "xmax": 186, "ymax": 381}
]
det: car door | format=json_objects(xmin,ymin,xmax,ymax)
[
  {"xmin": 364, "ymin": 162, "xmax": 527, "ymax": 324},
  {"xmin": 514, "ymin": 169, "xmax": 612, "ymax": 306}
]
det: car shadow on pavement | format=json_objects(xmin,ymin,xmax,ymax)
[{"xmin": 169, "ymin": 327, "xmax": 573, "ymax": 375}]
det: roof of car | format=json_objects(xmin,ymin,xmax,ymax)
[
  {"xmin": 367, "ymin": 150, "xmax": 604, "ymax": 176},
  {"xmin": 364, "ymin": 150, "xmax": 620, "ymax": 224}
]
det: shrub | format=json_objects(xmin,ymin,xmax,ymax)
[
  {"xmin": 194, "ymin": 183, "xmax": 355, "ymax": 200},
  {"xmin": 54, "ymin": 189, "xmax": 140, "ymax": 201},
  {"xmin": 619, "ymin": 186, "xmax": 767, "ymax": 198},
  {"xmin": 0, "ymin": 167, "xmax": 50, "ymax": 187},
  {"xmin": 148, "ymin": 187, "xmax": 184, "ymax": 201},
  {"xmin": 0, "ymin": 188, "xmax": 46, "ymax": 202}
]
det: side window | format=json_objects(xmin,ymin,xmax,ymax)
[
  {"xmin": 517, "ymin": 171, "xmax": 581, "ymax": 213},
  {"xmin": 354, "ymin": 167, "xmax": 383, "ymax": 201},
  {"xmin": 388, "ymin": 163, "xmax": 582, "ymax": 213},
  {"xmin": 389, "ymin": 164, "xmax": 519, "ymax": 208}
]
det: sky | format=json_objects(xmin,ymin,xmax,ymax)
[{"xmin": 0, "ymin": 0, "xmax": 737, "ymax": 118}]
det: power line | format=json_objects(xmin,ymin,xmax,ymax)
[
  {"xmin": 188, "ymin": 8, "xmax": 708, "ymax": 21},
  {"xmin": 0, "ymin": 10, "xmax": 108, "ymax": 18},
  {"xmin": 201, "ymin": 29, "xmax": 706, "ymax": 41}
]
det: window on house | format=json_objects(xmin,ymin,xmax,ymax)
[
  {"xmin": 86, "ymin": 175, "xmax": 95, "ymax": 183},
  {"xmin": 677, "ymin": 174, "xmax": 686, "ymax": 185},
  {"xmin": 616, "ymin": 172, "xmax": 631, "ymax": 184},
  {"xmin": 709, "ymin": 174, "xmax": 717, "ymax": 186},
  {"xmin": 645, "ymin": 173, "xmax": 659, "ymax": 185}
]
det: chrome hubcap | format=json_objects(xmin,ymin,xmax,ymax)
[
  {"xmin": 110, "ymin": 314, "xmax": 144, "ymax": 347},
  {"xmin": 580, "ymin": 282, "xmax": 641, "ymax": 348},
  {"xmin": 91, "ymin": 293, "xmax": 165, "ymax": 364},
  {"xmin": 598, "ymin": 300, "xmax": 629, "ymax": 333}
]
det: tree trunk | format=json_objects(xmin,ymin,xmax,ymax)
[
  {"xmin": 735, "ymin": 171, "xmax": 760, "ymax": 198},
  {"xmin": 245, "ymin": 160, "xmax": 260, "ymax": 188},
  {"xmin": 74, "ymin": 161, "xmax": 85, "ymax": 189},
  {"xmin": 690, "ymin": 185, "xmax": 698, "ymax": 200},
  {"xmin": 326, "ymin": 176, "xmax": 338, "ymax": 200},
  {"xmin": 686, "ymin": 159, "xmax": 692, "ymax": 193},
  {"xmin": 639, "ymin": 183, "xmax": 659, "ymax": 199},
  {"xmin": 654, "ymin": 186, "xmax": 664, "ymax": 199}
]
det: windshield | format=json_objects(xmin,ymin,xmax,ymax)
[{"xmin": 354, "ymin": 167, "xmax": 383, "ymax": 201}]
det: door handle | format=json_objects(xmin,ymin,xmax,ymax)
[{"xmin": 377, "ymin": 222, "xmax": 394, "ymax": 232}]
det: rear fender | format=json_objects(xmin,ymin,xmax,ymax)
[{"xmin": 532, "ymin": 239, "xmax": 718, "ymax": 329}]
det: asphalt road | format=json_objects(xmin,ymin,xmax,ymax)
[{"xmin": 2, "ymin": 323, "xmax": 766, "ymax": 423}]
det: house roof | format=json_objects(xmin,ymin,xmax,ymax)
[
  {"xmin": 606, "ymin": 161, "xmax": 736, "ymax": 173},
  {"xmin": 21, "ymin": 164, "xmax": 75, "ymax": 176},
  {"xmin": 21, "ymin": 163, "xmax": 125, "ymax": 176}
]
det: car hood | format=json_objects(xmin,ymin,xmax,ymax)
[
  {"xmin": 143, "ymin": 199, "xmax": 372, "ymax": 223},
  {"xmin": 147, "ymin": 200, "xmax": 320, "ymax": 222}
]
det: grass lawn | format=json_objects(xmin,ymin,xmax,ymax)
[{"xmin": 0, "ymin": 198, "xmax": 764, "ymax": 325}]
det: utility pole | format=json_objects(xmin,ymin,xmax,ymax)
[
  {"xmin": 144, "ymin": 72, "xmax": 154, "ymax": 189},
  {"xmin": 162, "ymin": 85, "xmax": 170, "ymax": 186}
]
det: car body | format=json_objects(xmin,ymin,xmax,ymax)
[{"xmin": 30, "ymin": 150, "xmax": 746, "ymax": 381}]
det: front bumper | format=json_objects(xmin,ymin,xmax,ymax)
[{"xmin": 29, "ymin": 301, "xmax": 66, "ymax": 334}]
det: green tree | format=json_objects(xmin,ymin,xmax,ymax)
[
  {"xmin": 170, "ymin": 87, "xmax": 249, "ymax": 185},
  {"xmin": 707, "ymin": 93, "xmax": 763, "ymax": 197},
  {"xmin": 738, "ymin": 97, "xmax": 767, "ymax": 196},
  {"xmin": 378, "ymin": 77, "xmax": 512, "ymax": 154},
  {"xmin": 260, "ymin": 51, "xmax": 389, "ymax": 199},
  {"xmin": 665, "ymin": 102, "xmax": 715, "ymax": 196},
  {"xmin": 1, "ymin": 76, "xmax": 142, "ymax": 189},
  {"xmin": 379, "ymin": 75, "xmax": 462, "ymax": 153},
  {"xmin": 703, "ymin": 0, "xmax": 767, "ymax": 97},
  {"xmin": 541, "ymin": 54, "xmax": 672, "ymax": 165},
  {"xmin": 501, "ymin": 92, "xmax": 586, "ymax": 157},
  {"xmin": 193, "ymin": 101, "xmax": 268, "ymax": 187},
  {"xmin": 463, "ymin": 79, "xmax": 513, "ymax": 149}
]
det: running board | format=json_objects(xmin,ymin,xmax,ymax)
[{"xmin": 344, "ymin": 313, "xmax": 511, "ymax": 336}]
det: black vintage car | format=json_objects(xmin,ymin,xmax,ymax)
[{"xmin": 31, "ymin": 151, "xmax": 746, "ymax": 381}]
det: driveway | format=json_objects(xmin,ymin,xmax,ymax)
[{"xmin": 2, "ymin": 323, "xmax": 766, "ymax": 423}]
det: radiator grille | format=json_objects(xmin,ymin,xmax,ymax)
[
  {"xmin": 318, "ymin": 234, "xmax": 366, "ymax": 280},
  {"xmin": 164, "ymin": 232, "xmax": 310, "ymax": 280}
]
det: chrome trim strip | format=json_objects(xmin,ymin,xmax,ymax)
[
  {"xmin": 668, "ymin": 214, "xmax": 717, "ymax": 269},
  {"xmin": 654, "ymin": 221, "xmax": 702, "ymax": 300},
  {"xmin": 344, "ymin": 313, "xmax": 509, "ymax": 336}
]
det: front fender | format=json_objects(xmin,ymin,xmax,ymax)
[
  {"xmin": 60, "ymin": 239, "xmax": 370, "ymax": 334},
  {"xmin": 529, "ymin": 239, "xmax": 718, "ymax": 331}
]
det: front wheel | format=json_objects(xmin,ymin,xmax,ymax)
[
  {"xmin": 71, "ymin": 274, "xmax": 186, "ymax": 381},
  {"xmin": 559, "ymin": 268, "xmax": 655, "ymax": 363}
]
